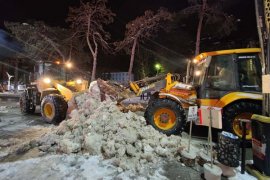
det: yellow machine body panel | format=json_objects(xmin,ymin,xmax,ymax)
[
  {"xmin": 214, "ymin": 92, "xmax": 262, "ymax": 108},
  {"xmin": 66, "ymin": 80, "xmax": 89, "ymax": 92},
  {"xmin": 129, "ymin": 82, "xmax": 141, "ymax": 95},
  {"xmin": 197, "ymin": 93, "xmax": 262, "ymax": 108},
  {"xmin": 164, "ymin": 73, "xmax": 179, "ymax": 92},
  {"xmin": 36, "ymin": 78, "xmax": 89, "ymax": 101},
  {"xmin": 193, "ymin": 48, "xmax": 261, "ymax": 63},
  {"xmin": 54, "ymin": 83, "xmax": 73, "ymax": 101},
  {"xmin": 197, "ymin": 99, "xmax": 219, "ymax": 107}
]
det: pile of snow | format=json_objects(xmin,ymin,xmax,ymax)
[{"xmin": 37, "ymin": 91, "xmax": 183, "ymax": 173}]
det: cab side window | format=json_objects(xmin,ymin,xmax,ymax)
[{"xmin": 237, "ymin": 55, "xmax": 261, "ymax": 92}]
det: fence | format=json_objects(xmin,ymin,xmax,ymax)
[{"xmin": 101, "ymin": 72, "xmax": 134, "ymax": 84}]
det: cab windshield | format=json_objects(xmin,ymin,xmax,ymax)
[
  {"xmin": 34, "ymin": 62, "xmax": 65, "ymax": 81},
  {"xmin": 193, "ymin": 60, "xmax": 207, "ymax": 86},
  {"xmin": 43, "ymin": 63, "xmax": 63, "ymax": 79}
]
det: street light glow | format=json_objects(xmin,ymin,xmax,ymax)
[
  {"xmin": 66, "ymin": 62, "xmax": 72, "ymax": 68},
  {"xmin": 155, "ymin": 63, "xmax": 162, "ymax": 70}
]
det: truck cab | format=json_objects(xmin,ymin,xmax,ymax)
[{"xmin": 193, "ymin": 48, "xmax": 262, "ymax": 105}]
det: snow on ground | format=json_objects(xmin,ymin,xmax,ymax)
[
  {"xmin": 0, "ymin": 106, "xmax": 9, "ymax": 113},
  {"xmin": 0, "ymin": 85, "xmax": 260, "ymax": 180},
  {"xmin": 232, "ymin": 171, "xmax": 257, "ymax": 180},
  {"xmin": 0, "ymin": 154, "xmax": 167, "ymax": 180},
  {"xmin": 228, "ymin": 161, "xmax": 257, "ymax": 180},
  {"xmin": 0, "ymin": 104, "xmax": 30, "ymax": 141}
]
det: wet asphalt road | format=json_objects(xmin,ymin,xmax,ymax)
[{"xmin": 0, "ymin": 97, "xmax": 50, "ymax": 139}]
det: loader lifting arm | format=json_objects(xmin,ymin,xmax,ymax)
[{"xmin": 129, "ymin": 73, "xmax": 180, "ymax": 96}]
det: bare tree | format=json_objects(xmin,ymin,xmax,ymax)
[
  {"xmin": 67, "ymin": 0, "xmax": 115, "ymax": 81},
  {"xmin": 181, "ymin": 0, "xmax": 236, "ymax": 55},
  {"xmin": 5, "ymin": 21, "xmax": 77, "ymax": 63},
  {"xmin": 115, "ymin": 8, "xmax": 173, "ymax": 80},
  {"xmin": 5, "ymin": 21, "xmax": 89, "ymax": 83}
]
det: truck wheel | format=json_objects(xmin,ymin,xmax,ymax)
[
  {"xmin": 148, "ymin": 92, "xmax": 159, "ymax": 105},
  {"xmin": 41, "ymin": 94, "xmax": 68, "ymax": 125},
  {"xmin": 222, "ymin": 101, "xmax": 261, "ymax": 140},
  {"xmin": 144, "ymin": 98, "xmax": 186, "ymax": 135},
  {"xmin": 20, "ymin": 92, "xmax": 35, "ymax": 114}
]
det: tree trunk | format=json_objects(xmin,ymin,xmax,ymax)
[
  {"xmin": 128, "ymin": 37, "xmax": 138, "ymax": 81},
  {"xmin": 91, "ymin": 53, "xmax": 97, "ymax": 82},
  {"xmin": 86, "ymin": 16, "xmax": 98, "ymax": 82},
  {"xmin": 90, "ymin": 33, "xmax": 98, "ymax": 82},
  {"xmin": 195, "ymin": 0, "xmax": 207, "ymax": 56}
]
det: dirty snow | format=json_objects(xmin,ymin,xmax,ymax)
[
  {"xmin": 37, "ymin": 91, "xmax": 184, "ymax": 174},
  {"xmin": 0, "ymin": 154, "xmax": 167, "ymax": 180},
  {"xmin": 0, "ymin": 85, "xmax": 259, "ymax": 180}
]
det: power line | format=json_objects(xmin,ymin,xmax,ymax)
[
  {"xmin": 143, "ymin": 35, "xmax": 186, "ymax": 58},
  {"xmin": 0, "ymin": 43, "xmax": 42, "ymax": 64},
  {"xmin": 114, "ymin": 17, "xmax": 186, "ymax": 59},
  {"xmin": 140, "ymin": 44, "xmax": 186, "ymax": 67},
  {"xmin": 0, "ymin": 61, "xmax": 30, "ymax": 74},
  {"xmin": 1, "ymin": 31, "xmax": 91, "ymax": 77}
]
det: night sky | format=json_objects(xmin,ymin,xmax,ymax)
[
  {"xmin": 0, "ymin": 0, "xmax": 188, "ymax": 27},
  {"xmin": 0, "ymin": 0, "xmax": 259, "ymax": 75}
]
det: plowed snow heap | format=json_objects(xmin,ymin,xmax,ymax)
[{"xmin": 38, "ymin": 82, "xmax": 182, "ymax": 172}]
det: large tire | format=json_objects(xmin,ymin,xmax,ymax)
[
  {"xmin": 147, "ymin": 92, "xmax": 159, "ymax": 105},
  {"xmin": 19, "ymin": 92, "xmax": 35, "ymax": 114},
  {"xmin": 222, "ymin": 101, "xmax": 261, "ymax": 140},
  {"xmin": 41, "ymin": 94, "xmax": 68, "ymax": 125},
  {"xmin": 144, "ymin": 98, "xmax": 186, "ymax": 135}
]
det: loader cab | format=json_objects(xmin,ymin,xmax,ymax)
[{"xmin": 191, "ymin": 48, "xmax": 262, "ymax": 99}]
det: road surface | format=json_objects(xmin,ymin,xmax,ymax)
[{"xmin": 0, "ymin": 97, "xmax": 52, "ymax": 162}]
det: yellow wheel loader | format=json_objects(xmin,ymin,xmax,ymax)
[
  {"xmin": 20, "ymin": 61, "xmax": 88, "ymax": 124},
  {"xmin": 20, "ymin": 77, "xmax": 88, "ymax": 124},
  {"xmin": 131, "ymin": 48, "xmax": 262, "ymax": 139}
]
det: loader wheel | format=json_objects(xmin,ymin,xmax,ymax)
[
  {"xmin": 41, "ymin": 94, "xmax": 68, "ymax": 125},
  {"xmin": 222, "ymin": 101, "xmax": 261, "ymax": 140},
  {"xmin": 144, "ymin": 98, "xmax": 186, "ymax": 135},
  {"xmin": 20, "ymin": 92, "xmax": 35, "ymax": 114}
]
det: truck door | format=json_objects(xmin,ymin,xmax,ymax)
[{"xmin": 199, "ymin": 54, "xmax": 238, "ymax": 99}]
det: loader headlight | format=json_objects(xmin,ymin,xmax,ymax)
[
  {"xmin": 43, "ymin": 77, "xmax": 51, "ymax": 84},
  {"xmin": 195, "ymin": 70, "xmax": 201, "ymax": 76},
  {"xmin": 193, "ymin": 59, "xmax": 198, "ymax": 64},
  {"xmin": 76, "ymin": 79, "xmax": 82, "ymax": 84}
]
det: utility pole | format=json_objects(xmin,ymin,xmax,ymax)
[{"xmin": 255, "ymin": 0, "xmax": 270, "ymax": 116}]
